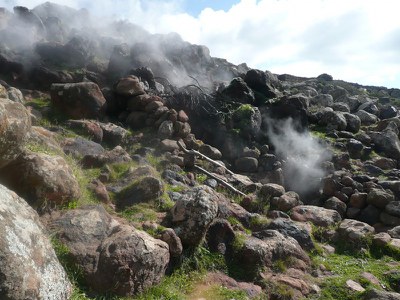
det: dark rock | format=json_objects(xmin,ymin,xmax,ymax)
[
  {"xmin": 65, "ymin": 119, "xmax": 103, "ymax": 143},
  {"xmin": 349, "ymin": 193, "xmax": 368, "ymax": 209},
  {"xmin": 244, "ymin": 69, "xmax": 281, "ymax": 99},
  {"xmin": 199, "ymin": 144, "xmax": 222, "ymax": 160},
  {"xmin": 0, "ymin": 184, "xmax": 72, "ymax": 299},
  {"xmin": 319, "ymin": 110, "xmax": 347, "ymax": 131},
  {"xmin": 61, "ymin": 137, "xmax": 105, "ymax": 158},
  {"xmin": 331, "ymin": 102, "xmax": 350, "ymax": 113},
  {"xmin": 206, "ymin": 219, "xmax": 235, "ymax": 254},
  {"xmin": 356, "ymin": 110, "xmax": 378, "ymax": 125},
  {"xmin": 359, "ymin": 205, "xmax": 381, "ymax": 225},
  {"xmin": 317, "ymin": 73, "xmax": 333, "ymax": 81},
  {"xmin": 380, "ymin": 105, "xmax": 398, "ymax": 119},
  {"xmin": 388, "ymin": 226, "xmax": 400, "ymax": 239},
  {"xmin": 221, "ymin": 77, "xmax": 255, "ymax": 104},
  {"xmin": 265, "ymin": 218, "xmax": 315, "ymax": 250},
  {"xmin": 386, "ymin": 201, "xmax": 400, "ymax": 218},
  {"xmin": 347, "ymin": 139, "xmax": 364, "ymax": 158},
  {"xmin": 380, "ymin": 212, "xmax": 400, "ymax": 226},
  {"xmin": 370, "ymin": 129, "xmax": 400, "ymax": 160},
  {"xmin": 50, "ymin": 82, "xmax": 106, "ymax": 119},
  {"xmin": 367, "ymin": 188, "xmax": 395, "ymax": 209},
  {"xmin": 343, "ymin": 112, "xmax": 361, "ymax": 133},
  {"xmin": 363, "ymin": 289, "xmax": 400, "ymax": 300},
  {"xmin": 117, "ymin": 176, "xmax": 164, "ymax": 209},
  {"xmin": 99, "ymin": 122, "xmax": 130, "ymax": 146},
  {"xmin": 324, "ymin": 196, "xmax": 347, "ymax": 217},
  {"xmin": 235, "ymin": 157, "xmax": 258, "ymax": 173},
  {"xmin": 259, "ymin": 153, "xmax": 279, "ymax": 171}
]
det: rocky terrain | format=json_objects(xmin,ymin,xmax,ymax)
[{"xmin": 1, "ymin": 2, "xmax": 400, "ymax": 300}]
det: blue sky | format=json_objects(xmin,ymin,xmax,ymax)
[
  {"xmin": 180, "ymin": 0, "xmax": 240, "ymax": 16},
  {"xmin": 2, "ymin": 0, "xmax": 400, "ymax": 89}
]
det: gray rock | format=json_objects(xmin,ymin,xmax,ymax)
[
  {"xmin": 338, "ymin": 219, "xmax": 374, "ymax": 243},
  {"xmin": 61, "ymin": 136, "xmax": 105, "ymax": 158},
  {"xmin": 0, "ymin": 184, "xmax": 71, "ymax": 299},
  {"xmin": 171, "ymin": 186, "xmax": 219, "ymax": 247},
  {"xmin": 388, "ymin": 226, "xmax": 400, "ymax": 238},
  {"xmin": 7, "ymin": 86, "xmax": 24, "ymax": 103},
  {"xmin": 94, "ymin": 225, "xmax": 169, "ymax": 296},
  {"xmin": 367, "ymin": 188, "xmax": 395, "ymax": 209},
  {"xmin": 343, "ymin": 112, "xmax": 361, "ymax": 133},
  {"xmin": 0, "ymin": 98, "xmax": 31, "ymax": 168},
  {"xmin": 370, "ymin": 129, "xmax": 400, "ymax": 160},
  {"xmin": 290, "ymin": 205, "xmax": 342, "ymax": 227},
  {"xmin": 331, "ymin": 102, "xmax": 350, "ymax": 112},
  {"xmin": 310, "ymin": 94, "xmax": 333, "ymax": 107},
  {"xmin": 160, "ymin": 228, "xmax": 183, "ymax": 257},
  {"xmin": 319, "ymin": 110, "xmax": 347, "ymax": 131},
  {"xmin": 265, "ymin": 218, "xmax": 315, "ymax": 250},
  {"xmin": 356, "ymin": 110, "xmax": 378, "ymax": 125},
  {"xmin": 233, "ymin": 230, "xmax": 310, "ymax": 278},
  {"xmin": 386, "ymin": 202, "xmax": 400, "ymax": 218},
  {"xmin": 158, "ymin": 120, "xmax": 174, "ymax": 139},
  {"xmin": 221, "ymin": 77, "xmax": 255, "ymax": 104}
]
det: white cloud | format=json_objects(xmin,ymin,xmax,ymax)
[{"xmin": 2, "ymin": 0, "xmax": 400, "ymax": 88}]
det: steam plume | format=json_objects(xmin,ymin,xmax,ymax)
[{"xmin": 265, "ymin": 117, "xmax": 331, "ymax": 196}]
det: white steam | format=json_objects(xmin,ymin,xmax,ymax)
[{"xmin": 265, "ymin": 117, "xmax": 331, "ymax": 196}]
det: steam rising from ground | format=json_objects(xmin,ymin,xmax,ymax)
[{"xmin": 265, "ymin": 117, "xmax": 331, "ymax": 196}]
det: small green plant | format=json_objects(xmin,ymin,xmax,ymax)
[
  {"xmin": 120, "ymin": 203, "xmax": 158, "ymax": 223},
  {"xmin": 231, "ymin": 232, "xmax": 246, "ymax": 253}
]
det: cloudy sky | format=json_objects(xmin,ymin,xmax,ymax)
[{"xmin": 2, "ymin": 0, "xmax": 400, "ymax": 88}]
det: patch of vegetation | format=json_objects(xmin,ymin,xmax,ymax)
[
  {"xmin": 265, "ymin": 281, "xmax": 295, "ymax": 300},
  {"xmin": 51, "ymin": 237, "xmax": 90, "ymax": 299},
  {"xmin": 311, "ymin": 252, "xmax": 400, "ymax": 299},
  {"xmin": 231, "ymin": 232, "xmax": 247, "ymax": 253},
  {"xmin": 25, "ymin": 97, "xmax": 51, "ymax": 109},
  {"xmin": 120, "ymin": 203, "xmax": 158, "ymax": 223},
  {"xmin": 136, "ymin": 246, "xmax": 227, "ymax": 300}
]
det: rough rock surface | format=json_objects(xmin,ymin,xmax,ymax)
[
  {"xmin": 290, "ymin": 205, "xmax": 342, "ymax": 226},
  {"xmin": 1, "ymin": 152, "xmax": 80, "ymax": 207},
  {"xmin": 94, "ymin": 225, "xmax": 170, "ymax": 296},
  {"xmin": 171, "ymin": 186, "xmax": 219, "ymax": 247},
  {"xmin": 50, "ymin": 82, "xmax": 106, "ymax": 119},
  {"xmin": 0, "ymin": 184, "xmax": 71, "ymax": 299},
  {"xmin": 0, "ymin": 98, "xmax": 31, "ymax": 168}
]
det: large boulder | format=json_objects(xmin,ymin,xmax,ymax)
[
  {"xmin": 0, "ymin": 152, "xmax": 80, "ymax": 207},
  {"xmin": 290, "ymin": 205, "xmax": 342, "ymax": 227},
  {"xmin": 94, "ymin": 225, "xmax": 170, "ymax": 296},
  {"xmin": 0, "ymin": 184, "xmax": 71, "ymax": 299},
  {"xmin": 265, "ymin": 218, "xmax": 315, "ymax": 250},
  {"xmin": 221, "ymin": 77, "xmax": 255, "ymax": 104},
  {"xmin": 50, "ymin": 82, "xmax": 106, "ymax": 119},
  {"xmin": 52, "ymin": 206, "xmax": 169, "ymax": 296},
  {"xmin": 244, "ymin": 69, "xmax": 281, "ymax": 99},
  {"xmin": 171, "ymin": 186, "xmax": 219, "ymax": 247},
  {"xmin": 370, "ymin": 129, "xmax": 400, "ymax": 160},
  {"xmin": 232, "ymin": 230, "xmax": 310, "ymax": 278},
  {"xmin": 338, "ymin": 219, "xmax": 375, "ymax": 243},
  {"xmin": 319, "ymin": 110, "xmax": 347, "ymax": 131},
  {"xmin": 367, "ymin": 188, "xmax": 395, "ymax": 209},
  {"xmin": 0, "ymin": 98, "xmax": 31, "ymax": 168},
  {"xmin": 117, "ymin": 176, "xmax": 164, "ymax": 209}
]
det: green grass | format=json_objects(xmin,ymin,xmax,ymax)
[
  {"xmin": 311, "ymin": 252, "xmax": 400, "ymax": 299},
  {"xmin": 119, "ymin": 203, "xmax": 158, "ymax": 223}
]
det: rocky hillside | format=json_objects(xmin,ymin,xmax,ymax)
[{"xmin": 1, "ymin": 2, "xmax": 400, "ymax": 300}]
